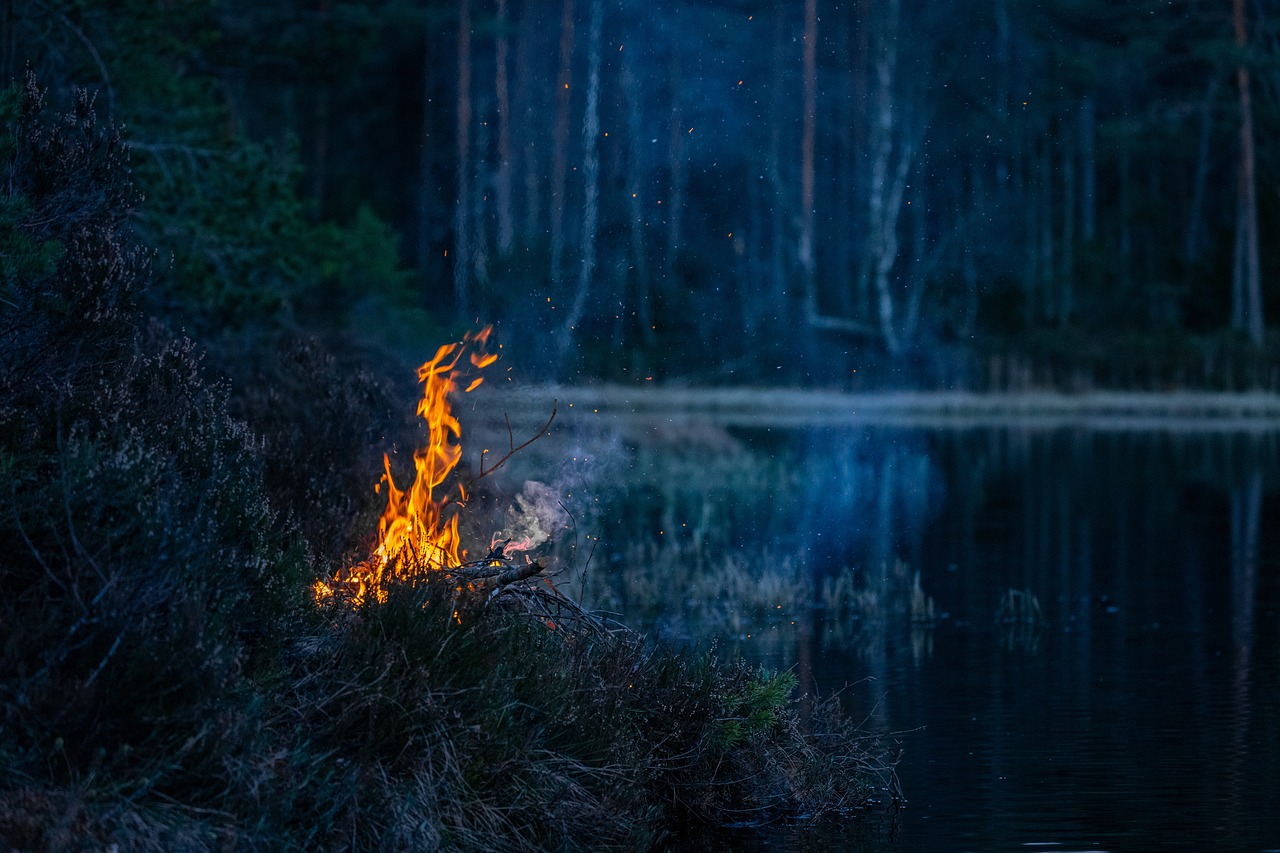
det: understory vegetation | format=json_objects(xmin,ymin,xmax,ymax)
[{"xmin": 0, "ymin": 79, "xmax": 893, "ymax": 850}]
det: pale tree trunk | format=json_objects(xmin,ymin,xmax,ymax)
[
  {"xmin": 494, "ymin": 0, "xmax": 514, "ymax": 255},
  {"xmin": 620, "ymin": 41, "xmax": 653, "ymax": 345},
  {"xmin": 1186, "ymin": 75, "xmax": 1220, "ymax": 267},
  {"xmin": 665, "ymin": 40, "xmax": 686, "ymax": 279},
  {"xmin": 852, "ymin": 0, "xmax": 873, "ymax": 317},
  {"xmin": 416, "ymin": 23, "xmax": 441, "ymax": 275},
  {"xmin": 454, "ymin": 0, "xmax": 473, "ymax": 316},
  {"xmin": 472, "ymin": 104, "xmax": 490, "ymax": 289},
  {"xmin": 798, "ymin": 0, "xmax": 817, "ymax": 315},
  {"xmin": 1038, "ymin": 137, "xmax": 1054, "ymax": 323},
  {"xmin": 1061, "ymin": 117, "xmax": 1076, "ymax": 327},
  {"xmin": 1079, "ymin": 96, "xmax": 1096, "ymax": 243},
  {"xmin": 550, "ymin": 0, "xmax": 575, "ymax": 289},
  {"xmin": 1232, "ymin": 0, "xmax": 1264, "ymax": 345},
  {"xmin": 863, "ymin": 0, "xmax": 913, "ymax": 355},
  {"xmin": 803, "ymin": 0, "xmax": 877, "ymax": 340},
  {"xmin": 766, "ymin": 1, "xmax": 788, "ymax": 316},
  {"xmin": 1118, "ymin": 147, "xmax": 1132, "ymax": 293},
  {"xmin": 515, "ymin": 0, "xmax": 539, "ymax": 244},
  {"xmin": 959, "ymin": 161, "xmax": 982, "ymax": 339},
  {"xmin": 1020, "ymin": 133, "xmax": 1038, "ymax": 321},
  {"xmin": 559, "ymin": 0, "xmax": 602, "ymax": 361}
]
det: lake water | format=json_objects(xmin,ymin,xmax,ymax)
[{"xmin": 473, "ymin": 405, "xmax": 1280, "ymax": 850}]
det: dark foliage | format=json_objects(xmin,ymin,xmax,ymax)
[{"xmin": 0, "ymin": 74, "xmax": 306, "ymax": 844}]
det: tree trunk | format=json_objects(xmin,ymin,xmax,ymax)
[
  {"xmin": 454, "ymin": 0, "xmax": 473, "ymax": 316},
  {"xmin": 620, "ymin": 40, "xmax": 653, "ymax": 345},
  {"xmin": 550, "ymin": 0, "xmax": 575, "ymax": 289},
  {"xmin": 665, "ymin": 39, "xmax": 686, "ymax": 280},
  {"xmin": 1232, "ymin": 0, "xmax": 1263, "ymax": 345},
  {"xmin": 416, "ymin": 23, "xmax": 441, "ymax": 277},
  {"xmin": 559, "ymin": 0, "xmax": 602, "ymax": 362},
  {"xmin": 803, "ymin": 0, "xmax": 877, "ymax": 341},
  {"xmin": 798, "ymin": 0, "xmax": 817, "ymax": 315},
  {"xmin": 1186, "ymin": 74, "xmax": 1220, "ymax": 268},
  {"xmin": 1061, "ymin": 114, "xmax": 1076, "ymax": 327},
  {"xmin": 494, "ymin": 0, "xmax": 514, "ymax": 255},
  {"xmin": 866, "ymin": 0, "xmax": 911, "ymax": 355},
  {"xmin": 1079, "ymin": 96, "xmax": 1096, "ymax": 243},
  {"xmin": 311, "ymin": 1, "xmax": 332, "ymax": 208},
  {"xmin": 766, "ymin": 1, "xmax": 789, "ymax": 317},
  {"xmin": 515, "ymin": 0, "xmax": 540, "ymax": 245}
]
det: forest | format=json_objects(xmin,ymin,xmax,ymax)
[
  {"xmin": 4, "ymin": 2, "xmax": 1278, "ymax": 847},
  {"xmin": 4, "ymin": 0, "xmax": 1279, "ymax": 389}
]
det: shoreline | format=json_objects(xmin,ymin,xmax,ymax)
[{"xmin": 473, "ymin": 385, "xmax": 1280, "ymax": 429}]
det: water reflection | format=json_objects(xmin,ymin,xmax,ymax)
[{"xmin": 475, "ymin": 411, "xmax": 1280, "ymax": 849}]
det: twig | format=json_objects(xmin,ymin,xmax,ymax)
[
  {"xmin": 473, "ymin": 400, "xmax": 557, "ymax": 482},
  {"xmin": 84, "ymin": 631, "xmax": 123, "ymax": 688}
]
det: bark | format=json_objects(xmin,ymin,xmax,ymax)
[
  {"xmin": 494, "ymin": 0, "xmax": 514, "ymax": 254},
  {"xmin": 454, "ymin": 0, "xmax": 473, "ymax": 316}
]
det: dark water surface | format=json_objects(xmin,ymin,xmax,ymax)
[{"xmin": 565, "ymin": 422, "xmax": 1280, "ymax": 851}]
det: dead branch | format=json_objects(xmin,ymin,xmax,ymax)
[
  {"xmin": 472, "ymin": 400, "xmax": 557, "ymax": 482},
  {"xmin": 493, "ymin": 557, "xmax": 548, "ymax": 586}
]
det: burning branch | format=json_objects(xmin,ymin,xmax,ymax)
[
  {"xmin": 314, "ymin": 328, "xmax": 574, "ymax": 626},
  {"xmin": 474, "ymin": 400, "xmax": 557, "ymax": 482}
]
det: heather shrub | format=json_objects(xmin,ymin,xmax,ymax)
[{"xmin": 0, "ymin": 75, "xmax": 305, "ymax": 841}]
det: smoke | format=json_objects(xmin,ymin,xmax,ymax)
[{"xmin": 491, "ymin": 480, "xmax": 571, "ymax": 557}]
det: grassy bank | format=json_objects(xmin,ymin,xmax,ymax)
[{"xmin": 0, "ymin": 80, "xmax": 892, "ymax": 850}]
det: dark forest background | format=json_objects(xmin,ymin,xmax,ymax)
[{"xmin": 5, "ymin": 0, "xmax": 1280, "ymax": 389}]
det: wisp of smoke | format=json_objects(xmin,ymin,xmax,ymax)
[{"xmin": 492, "ymin": 480, "xmax": 571, "ymax": 557}]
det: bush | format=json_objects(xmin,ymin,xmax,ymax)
[{"xmin": 0, "ymin": 73, "xmax": 306, "ymax": 843}]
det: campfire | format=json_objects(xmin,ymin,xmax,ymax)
[{"xmin": 313, "ymin": 327, "xmax": 559, "ymax": 613}]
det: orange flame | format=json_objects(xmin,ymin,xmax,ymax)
[{"xmin": 315, "ymin": 327, "xmax": 495, "ymax": 605}]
